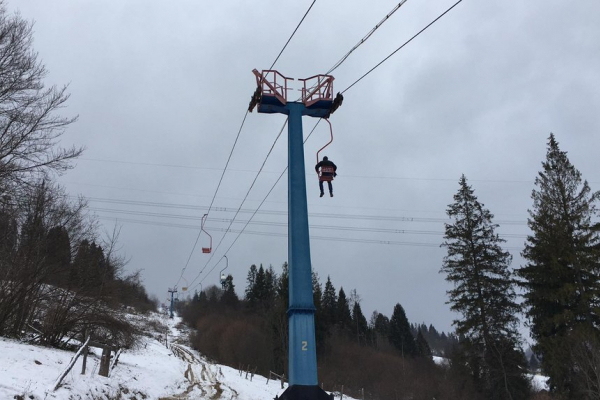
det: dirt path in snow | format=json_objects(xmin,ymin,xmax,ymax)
[{"xmin": 159, "ymin": 343, "xmax": 238, "ymax": 400}]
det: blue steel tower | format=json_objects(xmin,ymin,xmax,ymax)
[{"xmin": 249, "ymin": 70, "xmax": 342, "ymax": 400}]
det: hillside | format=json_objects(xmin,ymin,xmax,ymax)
[
  {"xmin": 0, "ymin": 310, "xmax": 549, "ymax": 399},
  {"xmin": 0, "ymin": 312, "xmax": 310, "ymax": 400}
]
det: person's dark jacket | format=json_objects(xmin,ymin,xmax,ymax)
[{"xmin": 315, "ymin": 160, "xmax": 337, "ymax": 177}]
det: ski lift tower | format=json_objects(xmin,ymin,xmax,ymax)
[
  {"xmin": 249, "ymin": 70, "xmax": 342, "ymax": 400},
  {"xmin": 167, "ymin": 287, "xmax": 178, "ymax": 319}
]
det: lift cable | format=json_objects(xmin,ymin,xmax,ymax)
[
  {"xmin": 174, "ymin": 2, "xmax": 318, "ymax": 290},
  {"xmin": 189, "ymin": 167, "xmax": 286, "ymax": 292},
  {"xmin": 181, "ymin": 1, "xmax": 463, "ymax": 287},
  {"xmin": 187, "ymin": 122, "xmax": 323, "ymax": 290},
  {"xmin": 342, "ymin": 0, "xmax": 463, "ymax": 94},
  {"xmin": 173, "ymin": 110, "xmax": 249, "ymax": 288},
  {"xmin": 326, "ymin": 0, "xmax": 409, "ymax": 75},
  {"xmin": 269, "ymin": 0, "xmax": 317, "ymax": 71},
  {"xmin": 186, "ymin": 119, "xmax": 288, "ymax": 289},
  {"xmin": 304, "ymin": 0, "xmax": 413, "ymax": 165}
]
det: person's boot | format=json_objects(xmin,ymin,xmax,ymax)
[
  {"xmin": 330, "ymin": 192, "xmax": 334, "ymax": 197},
  {"xmin": 320, "ymin": 192, "xmax": 324, "ymax": 197}
]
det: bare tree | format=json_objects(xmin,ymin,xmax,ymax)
[
  {"xmin": 0, "ymin": 181, "xmax": 91, "ymax": 336},
  {"xmin": 569, "ymin": 329, "xmax": 600, "ymax": 399},
  {"xmin": 0, "ymin": 1, "xmax": 82, "ymax": 200}
]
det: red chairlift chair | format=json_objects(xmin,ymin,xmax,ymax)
[{"xmin": 201, "ymin": 214, "xmax": 212, "ymax": 254}]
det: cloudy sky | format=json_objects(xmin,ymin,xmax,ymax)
[{"xmin": 7, "ymin": 0, "xmax": 600, "ymax": 337}]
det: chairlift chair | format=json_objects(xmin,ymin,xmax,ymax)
[
  {"xmin": 319, "ymin": 166, "xmax": 335, "ymax": 182},
  {"xmin": 219, "ymin": 256, "xmax": 229, "ymax": 289},
  {"xmin": 201, "ymin": 214, "xmax": 212, "ymax": 254}
]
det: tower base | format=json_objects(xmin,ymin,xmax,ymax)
[{"xmin": 277, "ymin": 385, "xmax": 334, "ymax": 400}]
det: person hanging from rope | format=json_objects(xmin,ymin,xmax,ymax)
[{"xmin": 315, "ymin": 156, "xmax": 337, "ymax": 197}]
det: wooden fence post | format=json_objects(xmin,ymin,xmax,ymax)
[
  {"xmin": 108, "ymin": 348, "xmax": 122, "ymax": 377},
  {"xmin": 98, "ymin": 346, "xmax": 111, "ymax": 377},
  {"xmin": 81, "ymin": 330, "xmax": 89, "ymax": 375},
  {"xmin": 52, "ymin": 336, "xmax": 90, "ymax": 391}
]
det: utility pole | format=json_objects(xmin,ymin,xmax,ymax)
[
  {"xmin": 168, "ymin": 287, "xmax": 177, "ymax": 319},
  {"xmin": 249, "ymin": 70, "xmax": 342, "ymax": 400}
]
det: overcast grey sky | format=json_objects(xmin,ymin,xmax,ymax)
[{"xmin": 8, "ymin": 0, "xmax": 600, "ymax": 337}]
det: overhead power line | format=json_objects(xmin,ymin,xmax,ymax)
[
  {"xmin": 98, "ymin": 215, "xmax": 448, "ymax": 248},
  {"xmin": 180, "ymin": 0, "xmax": 467, "ymax": 287},
  {"xmin": 186, "ymin": 123, "xmax": 324, "ymax": 289},
  {"xmin": 88, "ymin": 204, "xmax": 528, "ymax": 227},
  {"xmin": 93, "ymin": 210, "xmax": 528, "ymax": 239},
  {"xmin": 342, "ymin": 0, "xmax": 463, "ymax": 94},
  {"xmin": 173, "ymin": 110, "xmax": 249, "ymax": 288},
  {"xmin": 186, "ymin": 120, "xmax": 288, "ymax": 289}
]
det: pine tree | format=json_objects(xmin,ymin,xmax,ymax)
[
  {"xmin": 352, "ymin": 301, "xmax": 369, "ymax": 345},
  {"xmin": 441, "ymin": 175, "xmax": 529, "ymax": 399},
  {"xmin": 44, "ymin": 226, "xmax": 71, "ymax": 287},
  {"xmin": 370, "ymin": 311, "xmax": 390, "ymax": 349},
  {"xmin": 264, "ymin": 265, "xmax": 277, "ymax": 304},
  {"xmin": 528, "ymin": 353, "xmax": 540, "ymax": 373},
  {"xmin": 312, "ymin": 272, "xmax": 327, "ymax": 352},
  {"xmin": 336, "ymin": 287, "xmax": 352, "ymax": 332},
  {"xmin": 388, "ymin": 303, "xmax": 417, "ymax": 357},
  {"xmin": 416, "ymin": 329, "xmax": 432, "ymax": 358},
  {"xmin": 276, "ymin": 262, "xmax": 289, "ymax": 309},
  {"xmin": 254, "ymin": 265, "xmax": 267, "ymax": 305},
  {"xmin": 312, "ymin": 271, "xmax": 322, "ymax": 313},
  {"xmin": 221, "ymin": 274, "xmax": 239, "ymax": 308},
  {"xmin": 321, "ymin": 276, "xmax": 337, "ymax": 329},
  {"xmin": 245, "ymin": 264, "xmax": 258, "ymax": 304},
  {"xmin": 518, "ymin": 134, "xmax": 600, "ymax": 397}
]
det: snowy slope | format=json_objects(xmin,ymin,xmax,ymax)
[
  {"xmin": 0, "ymin": 312, "xmax": 306, "ymax": 400},
  {"xmin": 0, "ymin": 311, "xmax": 546, "ymax": 399}
]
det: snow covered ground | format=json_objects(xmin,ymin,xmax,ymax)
[
  {"xmin": 0, "ymin": 312, "xmax": 302, "ymax": 399},
  {"xmin": 0, "ymin": 311, "xmax": 547, "ymax": 399}
]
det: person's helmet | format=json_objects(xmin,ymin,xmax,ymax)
[{"xmin": 323, "ymin": 156, "xmax": 328, "ymax": 161}]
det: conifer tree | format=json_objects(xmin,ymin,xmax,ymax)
[
  {"xmin": 276, "ymin": 262, "xmax": 289, "ymax": 309},
  {"xmin": 416, "ymin": 329, "xmax": 432, "ymax": 358},
  {"xmin": 370, "ymin": 312, "xmax": 390, "ymax": 349},
  {"xmin": 44, "ymin": 226, "xmax": 71, "ymax": 286},
  {"xmin": 312, "ymin": 272, "xmax": 322, "ymax": 313},
  {"xmin": 373, "ymin": 312, "xmax": 390, "ymax": 336},
  {"xmin": 528, "ymin": 353, "xmax": 540, "ymax": 373},
  {"xmin": 312, "ymin": 272, "xmax": 327, "ymax": 352},
  {"xmin": 441, "ymin": 175, "xmax": 529, "ymax": 399},
  {"xmin": 518, "ymin": 134, "xmax": 600, "ymax": 397},
  {"xmin": 388, "ymin": 303, "xmax": 417, "ymax": 357},
  {"xmin": 221, "ymin": 274, "xmax": 238, "ymax": 308},
  {"xmin": 352, "ymin": 301, "xmax": 369, "ymax": 345},
  {"xmin": 245, "ymin": 264, "xmax": 257, "ymax": 302},
  {"xmin": 264, "ymin": 265, "xmax": 277, "ymax": 304},
  {"xmin": 254, "ymin": 265, "xmax": 267, "ymax": 305},
  {"xmin": 336, "ymin": 287, "xmax": 352, "ymax": 332},
  {"xmin": 321, "ymin": 276, "xmax": 337, "ymax": 329}
]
